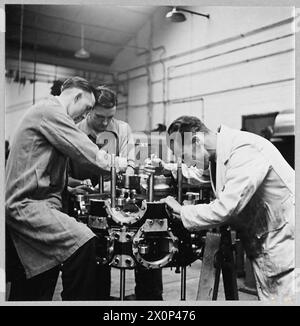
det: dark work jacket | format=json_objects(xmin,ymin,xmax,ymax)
[{"xmin": 5, "ymin": 96, "xmax": 112, "ymax": 278}]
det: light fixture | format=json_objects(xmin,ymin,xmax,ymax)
[
  {"xmin": 165, "ymin": 7, "xmax": 210, "ymax": 22},
  {"xmin": 74, "ymin": 24, "xmax": 90, "ymax": 59}
]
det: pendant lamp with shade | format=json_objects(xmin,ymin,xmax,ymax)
[{"xmin": 74, "ymin": 24, "xmax": 90, "ymax": 59}]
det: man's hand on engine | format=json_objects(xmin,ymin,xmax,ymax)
[
  {"xmin": 143, "ymin": 154, "xmax": 165, "ymax": 175},
  {"xmin": 81, "ymin": 179, "xmax": 92, "ymax": 187},
  {"xmin": 160, "ymin": 196, "xmax": 182, "ymax": 220},
  {"xmin": 116, "ymin": 157, "xmax": 128, "ymax": 172},
  {"xmin": 125, "ymin": 166, "xmax": 135, "ymax": 175},
  {"xmin": 68, "ymin": 185, "xmax": 90, "ymax": 195}
]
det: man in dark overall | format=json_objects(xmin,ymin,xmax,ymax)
[
  {"xmin": 5, "ymin": 77, "xmax": 127, "ymax": 301},
  {"xmin": 68, "ymin": 85, "xmax": 163, "ymax": 300}
]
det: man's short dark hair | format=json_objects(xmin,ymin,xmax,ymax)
[
  {"xmin": 50, "ymin": 80, "xmax": 64, "ymax": 96},
  {"xmin": 93, "ymin": 85, "xmax": 117, "ymax": 109},
  {"xmin": 167, "ymin": 115, "xmax": 210, "ymax": 136},
  {"xmin": 167, "ymin": 116, "xmax": 210, "ymax": 153},
  {"xmin": 61, "ymin": 76, "xmax": 93, "ymax": 94}
]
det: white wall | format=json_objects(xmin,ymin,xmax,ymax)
[
  {"xmin": 5, "ymin": 60, "xmax": 114, "ymax": 141},
  {"xmin": 5, "ymin": 80, "xmax": 52, "ymax": 142},
  {"xmin": 5, "ymin": 6, "xmax": 295, "ymax": 139},
  {"xmin": 111, "ymin": 6, "xmax": 295, "ymax": 132}
]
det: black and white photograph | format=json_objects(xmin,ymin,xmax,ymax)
[{"xmin": 2, "ymin": 2, "xmax": 298, "ymax": 306}]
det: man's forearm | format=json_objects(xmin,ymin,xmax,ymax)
[
  {"xmin": 68, "ymin": 176, "xmax": 83, "ymax": 187},
  {"xmin": 164, "ymin": 163, "xmax": 210, "ymax": 185}
]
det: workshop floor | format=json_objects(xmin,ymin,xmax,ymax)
[{"xmin": 52, "ymin": 260, "xmax": 258, "ymax": 302}]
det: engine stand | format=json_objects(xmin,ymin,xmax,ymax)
[{"xmin": 197, "ymin": 227, "xmax": 239, "ymax": 300}]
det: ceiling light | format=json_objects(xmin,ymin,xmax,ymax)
[
  {"xmin": 74, "ymin": 25, "xmax": 90, "ymax": 59},
  {"xmin": 166, "ymin": 7, "xmax": 186, "ymax": 22},
  {"xmin": 166, "ymin": 7, "xmax": 210, "ymax": 23}
]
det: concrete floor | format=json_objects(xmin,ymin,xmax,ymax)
[{"xmin": 52, "ymin": 260, "xmax": 258, "ymax": 301}]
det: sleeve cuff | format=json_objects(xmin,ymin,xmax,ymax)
[
  {"xmin": 180, "ymin": 205, "xmax": 195, "ymax": 231},
  {"xmin": 116, "ymin": 157, "xmax": 128, "ymax": 172}
]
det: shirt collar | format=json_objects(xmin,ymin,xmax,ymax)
[
  {"xmin": 87, "ymin": 117, "xmax": 118, "ymax": 137},
  {"xmin": 54, "ymin": 95, "xmax": 68, "ymax": 114},
  {"xmin": 216, "ymin": 124, "xmax": 236, "ymax": 164}
]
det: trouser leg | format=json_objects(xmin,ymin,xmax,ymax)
[
  {"xmin": 6, "ymin": 228, "xmax": 60, "ymax": 301},
  {"xmin": 252, "ymin": 259, "xmax": 295, "ymax": 302},
  {"xmin": 61, "ymin": 237, "xmax": 97, "ymax": 301},
  {"xmin": 8, "ymin": 266, "xmax": 60, "ymax": 301},
  {"xmin": 134, "ymin": 265, "xmax": 163, "ymax": 300},
  {"xmin": 6, "ymin": 229, "xmax": 26, "ymax": 283},
  {"xmin": 95, "ymin": 264, "xmax": 111, "ymax": 300}
]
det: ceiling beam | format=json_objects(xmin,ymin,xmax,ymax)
[
  {"xmin": 6, "ymin": 22, "xmax": 148, "ymax": 51},
  {"xmin": 6, "ymin": 5, "xmax": 136, "ymax": 36},
  {"xmin": 6, "ymin": 41, "xmax": 114, "ymax": 74},
  {"xmin": 6, "ymin": 39, "xmax": 113, "ymax": 66}
]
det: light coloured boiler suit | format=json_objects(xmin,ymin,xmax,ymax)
[{"xmin": 180, "ymin": 125, "xmax": 295, "ymax": 301}]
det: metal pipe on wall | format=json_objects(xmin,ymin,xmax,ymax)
[
  {"xmin": 17, "ymin": 5, "xmax": 24, "ymax": 93},
  {"xmin": 168, "ymin": 48, "xmax": 294, "ymax": 82},
  {"xmin": 156, "ymin": 47, "xmax": 167, "ymax": 126},
  {"xmin": 32, "ymin": 14, "xmax": 38, "ymax": 105},
  {"xmin": 200, "ymin": 98, "xmax": 205, "ymax": 122},
  {"xmin": 146, "ymin": 65, "xmax": 153, "ymax": 131},
  {"xmin": 6, "ymin": 62, "xmax": 113, "ymax": 85},
  {"xmin": 146, "ymin": 18, "xmax": 154, "ymax": 131},
  {"xmin": 120, "ymin": 32, "xmax": 293, "ymax": 86},
  {"xmin": 116, "ymin": 77, "xmax": 293, "ymax": 113},
  {"xmin": 15, "ymin": 6, "xmax": 137, "ymax": 37},
  {"xmin": 125, "ymin": 72, "xmax": 130, "ymax": 123},
  {"xmin": 117, "ymin": 29, "xmax": 293, "ymax": 129},
  {"xmin": 116, "ymin": 17, "xmax": 295, "ymax": 76},
  {"xmin": 113, "ymin": 15, "xmax": 294, "ymax": 134},
  {"xmin": 33, "ymin": 51, "xmax": 36, "ymax": 105},
  {"xmin": 169, "ymin": 33, "xmax": 294, "ymax": 72},
  {"xmin": 164, "ymin": 78, "xmax": 294, "ymax": 104},
  {"xmin": 8, "ymin": 22, "xmax": 148, "ymax": 51}
]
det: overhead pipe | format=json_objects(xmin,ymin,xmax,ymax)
[
  {"xmin": 163, "ymin": 48, "xmax": 293, "ymax": 116},
  {"xmin": 133, "ymin": 17, "xmax": 167, "ymax": 125},
  {"xmin": 7, "ymin": 55, "xmax": 114, "ymax": 79},
  {"xmin": 115, "ymin": 16, "xmax": 294, "ymax": 129},
  {"xmin": 6, "ymin": 61, "xmax": 112, "ymax": 86},
  {"xmin": 164, "ymin": 78, "xmax": 294, "ymax": 104},
  {"xmin": 32, "ymin": 49, "xmax": 36, "ymax": 105},
  {"xmin": 32, "ymin": 18, "xmax": 37, "ymax": 105},
  {"xmin": 168, "ymin": 48, "xmax": 294, "ymax": 81},
  {"xmin": 155, "ymin": 46, "xmax": 167, "ymax": 125},
  {"xmin": 116, "ymin": 23, "xmax": 294, "ymax": 127},
  {"xmin": 17, "ymin": 4, "xmax": 24, "ymax": 93},
  {"xmin": 116, "ymin": 77, "xmax": 294, "ymax": 112},
  {"xmin": 116, "ymin": 16, "xmax": 295, "ymax": 76},
  {"xmin": 169, "ymin": 33, "xmax": 294, "ymax": 72},
  {"xmin": 117, "ymin": 72, "xmax": 131, "ymax": 123},
  {"xmin": 8, "ymin": 22, "xmax": 149, "ymax": 51},
  {"xmin": 146, "ymin": 17, "xmax": 154, "ymax": 131},
  {"xmin": 14, "ymin": 6, "xmax": 137, "ymax": 37},
  {"xmin": 116, "ymin": 72, "xmax": 131, "ymax": 123},
  {"xmin": 123, "ymin": 73, "xmax": 148, "ymax": 82},
  {"xmin": 118, "ymin": 32, "xmax": 294, "ymax": 86},
  {"xmin": 143, "ymin": 45, "xmax": 167, "ymax": 125}
]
